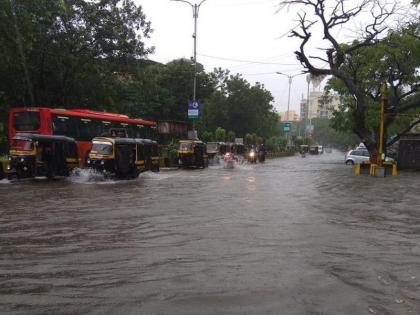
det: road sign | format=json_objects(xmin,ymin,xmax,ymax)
[
  {"xmin": 188, "ymin": 100, "xmax": 200, "ymax": 120},
  {"xmin": 283, "ymin": 122, "xmax": 291, "ymax": 132}
]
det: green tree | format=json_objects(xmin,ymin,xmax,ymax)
[
  {"xmin": 0, "ymin": 0, "xmax": 153, "ymax": 108},
  {"xmin": 282, "ymin": 0, "xmax": 420, "ymax": 161},
  {"xmin": 227, "ymin": 130, "xmax": 236, "ymax": 142},
  {"xmin": 215, "ymin": 127, "xmax": 226, "ymax": 142}
]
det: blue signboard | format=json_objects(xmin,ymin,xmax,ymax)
[
  {"xmin": 188, "ymin": 100, "xmax": 200, "ymax": 120},
  {"xmin": 283, "ymin": 122, "xmax": 291, "ymax": 132}
]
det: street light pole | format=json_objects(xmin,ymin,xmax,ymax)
[
  {"xmin": 276, "ymin": 71, "xmax": 303, "ymax": 121},
  {"xmin": 171, "ymin": 0, "xmax": 208, "ymax": 133},
  {"xmin": 276, "ymin": 71, "xmax": 304, "ymax": 146},
  {"xmin": 306, "ymin": 74, "xmax": 311, "ymax": 138}
]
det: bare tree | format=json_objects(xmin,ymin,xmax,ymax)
[{"xmin": 280, "ymin": 0, "xmax": 416, "ymax": 162}]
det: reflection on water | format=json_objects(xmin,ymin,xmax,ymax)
[{"xmin": 0, "ymin": 151, "xmax": 419, "ymax": 314}]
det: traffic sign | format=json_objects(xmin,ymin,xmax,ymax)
[
  {"xmin": 188, "ymin": 100, "xmax": 200, "ymax": 120},
  {"xmin": 283, "ymin": 122, "xmax": 291, "ymax": 132}
]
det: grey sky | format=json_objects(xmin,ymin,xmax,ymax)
[
  {"xmin": 136, "ymin": 0, "xmax": 307, "ymax": 114},
  {"xmin": 136, "ymin": 0, "xmax": 415, "ymax": 114}
]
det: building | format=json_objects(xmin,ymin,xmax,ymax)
[
  {"xmin": 279, "ymin": 110, "xmax": 299, "ymax": 122},
  {"xmin": 303, "ymin": 91, "xmax": 340, "ymax": 120}
]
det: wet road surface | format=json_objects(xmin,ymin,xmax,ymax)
[{"xmin": 0, "ymin": 151, "xmax": 420, "ymax": 314}]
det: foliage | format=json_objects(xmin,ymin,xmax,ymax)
[
  {"xmin": 215, "ymin": 127, "xmax": 226, "ymax": 142},
  {"xmin": 227, "ymin": 130, "xmax": 236, "ymax": 142},
  {"xmin": 282, "ymin": 0, "xmax": 420, "ymax": 160},
  {"xmin": 0, "ymin": 1, "xmax": 282, "ymax": 145}
]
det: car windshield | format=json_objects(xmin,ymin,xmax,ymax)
[
  {"xmin": 11, "ymin": 139, "xmax": 33, "ymax": 151},
  {"xmin": 179, "ymin": 143, "xmax": 192, "ymax": 151},
  {"xmin": 91, "ymin": 141, "xmax": 113, "ymax": 155}
]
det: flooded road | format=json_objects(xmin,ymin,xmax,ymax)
[{"xmin": 1, "ymin": 151, "xmax": 420, "ymax": 314}]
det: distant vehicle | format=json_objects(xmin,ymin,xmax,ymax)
[
  {"xmin": 309, "ymin": 145, "xmax": 320, "ymax": 155},
  {"xmin": 345, "ymin": 149, "xmax": 394, "ymax": 165},
  {"xmin": 8, "ymin": 133, "xmax": 79, "ymax": 179},
  {"xmin": 299, "ymin": 145, "xmax": 309, "ymax": 154},
  {"xmin": 177, "ymin": 140, "xmax": 208, "ymax": 169},
  {"xmin": 318, "ymin": 145, "xmax": 324, "ymax": 154},
  {"xmin": 223, "ymin": 152, "xmax": 235, "ymax": 169},
  {"xmin": 248, "ymin": 148, "xmax": 257, "ymax": 163},
  {"xmin": 206, "ymin": 142, "xmax": 222, "ymax": 164}
]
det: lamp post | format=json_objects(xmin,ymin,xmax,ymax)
[
  {"xmin": 306, "ymin": 74, "xmax": 311, "ymax": 138},
  {"xmin": 276, "ymin": 71, "xmax": 304, "ymax": 146},
  {"xmin": 276, "ymin": 71, "xmax": 304, "ymax": 121},
  {"xmin": 171, "ymin": 0, "xmax": 208, "ymax": 133}
]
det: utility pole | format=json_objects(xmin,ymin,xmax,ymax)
[
  {"xmin": 306, "ymin": 75, "xmax": 311, "ymax": 139},
  {"xmin": 171, "ymin": 0, "xmax": 208, "ymax": 134},
  {"xmin": 378, "ymin": 81, "xmax": 387, "ymax": 167},
  {"xmin": 276, "ymin": 71, "xmax": 304, "ymax": 146}
]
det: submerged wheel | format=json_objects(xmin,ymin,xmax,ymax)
[{"xmin": 345, "ymin": 160, "xmax": 354, "ymax": 165}]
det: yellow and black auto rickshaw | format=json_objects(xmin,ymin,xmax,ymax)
[
  {"xmin": 178, "ymin": 140, "xmax": 209, "ymax": 168},
  {"xmin": 87, "ymin": 137, "xmax": 159, "ymax": 179},
  {"xmin": 8, "ymin": 133, "xmax": 79, "ymax": 179}
]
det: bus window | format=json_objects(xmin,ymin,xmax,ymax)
[
  {"xmin": 77, "ymin": 119, "xmax": 98, "ymax": 141},
  {"xmin": 13, "ymin": 111, "xmax": 40, "ymax": 131},
  {"xmin": 53, "ymin": 115, "xmax": 69, "ymax": 136}
]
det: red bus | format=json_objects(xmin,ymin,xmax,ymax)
[{"xmin": 9, "ymin": 107, "xmax": 157, "ymax": 165}]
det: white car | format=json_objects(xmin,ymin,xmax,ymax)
[
  {"xmin": 345, "ymin": 149, "xmax": 394, "ymax": 165},
  {"xmin": 345, "ymin": 149, "xmax": 370, "ymax": 165}
]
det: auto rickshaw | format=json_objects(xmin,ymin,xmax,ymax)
[
  {"xmin": 178, "ymin": 140, "xmax": 209, "ymax": 168},
  {"xmin": 309, "ymin": 145, "xmax": 320, "ymax": 155},
  {"xmin": 87, "ymin": 137, "xmax": 159, "ymax": 179},
  {"xmin": 8, "ymin": 133, "xmax": 79, "ymax": 179},
  {"xmin": 141, "ymin": 139, "xmax": 160, "ymax": 172}
]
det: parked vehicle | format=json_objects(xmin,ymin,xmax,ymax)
[
  {"xmin": 345, "ymin": 149, "xmax": 394, "ymax": 165},
  {"xmin": 345, "ymin": 149, "xmax": 370, "ymax": 165},
  {"xmin": 177, "ymin": 140, "xmax": 209, "ymax": 168},
  {"xmin": 87, "ymin": 137, "xmax": 159, "ymax": 178},
  {"xmin": 8, "ymin": 133, "xmax": 78, "ymax": 179}
]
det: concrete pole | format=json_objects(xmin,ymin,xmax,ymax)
[
  {"xmin": 378, "ymin": 81, "xmax": 387, "ymax": 167},
  {"xmin": 171, "ymin": 0, "xmax": 208, "ymax": 134}
]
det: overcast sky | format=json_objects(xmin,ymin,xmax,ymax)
[{"xmin": 136, "ymin": 0, "xmax": 415, "ymax": 114}]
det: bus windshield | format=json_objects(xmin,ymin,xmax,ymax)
[
  {"xmin": 91, "ymin": 141, "xmax": 113, "ymax": 155},
  {"xmin": 11, "ymin": 139, "xmax": 33, "ymax": 151},
  {"xmin": 13, "ymin": 111, "xmax": 40, "ymax": 131}
]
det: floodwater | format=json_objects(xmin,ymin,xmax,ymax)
[{"xmin": 1, "ymin": 151, "xmax": 419, "ymax": 314}]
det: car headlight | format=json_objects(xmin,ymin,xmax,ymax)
[
  {"xmin": 100, "ymin": 160, "xmax": 105, "ymax": 165},
  {"xmin": 20, "ymin": 158, "xmax": 25, "ymax": 162},
  {"xmin": 87, "ymin": 159, "xmax": 91, "ymax": 164},
  {"xmin": 8, "ymin": 156, "xmax": 12, "ymax": 161},
  {"xmin": 250, "ymin": 152, "xmax": 255, "ymax": 157}
]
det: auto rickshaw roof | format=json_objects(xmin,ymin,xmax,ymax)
[
  {"xmin": 179, "ymin": 140, "xmax": 205, "ymax": 144},
  {"xmin": 14, "ymin": 133, "xmax": 76, "ymax": 143},
  {"xmin": 93, "ymin": 137, "xmax": 156, "ymax": 145}
]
